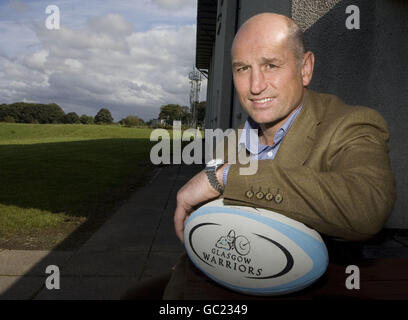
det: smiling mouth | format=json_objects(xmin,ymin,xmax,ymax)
[
  {"xmin": 252, "ymin": 97, "xmax": 273, "ymax": 103},
  {"xmin": 250, "ymin": 97, "xmax": 275, "ymax": 107}
]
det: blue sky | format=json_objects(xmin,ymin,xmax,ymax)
[{"xmin": 0, "ymin": 0, "xmax": 205, "ymax": 121}]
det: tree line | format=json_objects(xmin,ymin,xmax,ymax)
[
  {"xmin": 0, "ymin": 101, "xmax": 206, "ymax": 127},
  {"xmin": 157, "ymin": 101, "xmax": 205, "ymax": 126},
  {"xmin": 0, "ymin": 102, "xmax": 114, "ymax": 125}
]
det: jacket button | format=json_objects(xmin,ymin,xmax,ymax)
[
  {"xmin": 245, "ymin": 190, "xmax": 254, "ymax": 199},
  {"xmin": 275, "ymin": 193, "xmax": 283, "ymax": 204},
  {"xmin": 265, "ymin": 193, "xmax": 274, "ymax": 201},
  {"xmin": 256, "ymin": 191, "xmax": 264, "ymax": 199}
]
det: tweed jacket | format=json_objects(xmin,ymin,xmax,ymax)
[{"xmin": 222, "ymin": 89, "xmax": 396, "ymax": 241}]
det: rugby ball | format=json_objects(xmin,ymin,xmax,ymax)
[{"xmin": 184, "ymin": 199, "xmax": 328, "ymax": 296}]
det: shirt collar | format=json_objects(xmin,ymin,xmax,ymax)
[{"xmin": 238, "ymin": 101, "xmax": 304, "ymax": 155}]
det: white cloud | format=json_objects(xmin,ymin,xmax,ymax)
[
  {"xmin": 23, "ymin": 50, "xmax": 49, "ymax": 70},
  {"xmin": 151, "ymin": 0, "xmax": 195, "ymax": 11},
  {"xmin": 88, "ymin": 13, "xmax": 134, "ymax": 36},
  {"xmin": 0, "ymin": 12, "xmax": 202, "ymax": 121},
  {"xmin": 63, "ymin": 58, "xmax": 82, "ymax": 70}
]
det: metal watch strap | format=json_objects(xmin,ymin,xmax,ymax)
[{"xmin": 206, "ymin": 168, "xmax": 224, "ymax": 194}]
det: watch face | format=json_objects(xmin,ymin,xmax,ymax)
[{"xmin": 207, "ymin": 158, "xmax": 223, "ymax": 167}]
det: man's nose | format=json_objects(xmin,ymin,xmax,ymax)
[{"xmin": 250, "ymin": 68, "xmax": 267, "ymax": 95}]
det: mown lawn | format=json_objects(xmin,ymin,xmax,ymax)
[{"xmin": 0, "ymin": 123, "xmax": 158, "ymax": 249}]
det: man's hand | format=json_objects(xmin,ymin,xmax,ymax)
[{"xmin": 174, "ymin": 165, "xmax": 227, "ymax": 243}]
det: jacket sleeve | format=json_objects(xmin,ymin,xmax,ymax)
[{"xmin": 222, "ymin": 108, "xmax": 396, "ymax": 241}]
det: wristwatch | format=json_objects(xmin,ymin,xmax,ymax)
[{"xmin": 205, "ymin": 158, "xmax": 224, "ymax": 194}]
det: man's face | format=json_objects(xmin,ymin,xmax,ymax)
[{"xmin": 232, "ymin": 28, "xmax": 305, "ymax": 126}]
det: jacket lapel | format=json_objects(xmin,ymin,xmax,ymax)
[{"xmin": 274, "ymin": 89, "xmax": 322, "ymax": 167}]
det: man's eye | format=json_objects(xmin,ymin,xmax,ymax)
[
  {"xmin": 266, "ymin": 64, "xmax": 277, "ymax": 69},
  {"xmin": 237, "ymin": 66, "xmax": 248, "ymax": 72}
]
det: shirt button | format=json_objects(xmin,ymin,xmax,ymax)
[{"xmin": 267, "ymin": 151, "xmax": 273, "ymax": 157}]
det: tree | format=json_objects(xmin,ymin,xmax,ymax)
[
  {"xmin": 120, "ymin": 115, "xmax": 145, "ymax": 127},
  {"xmin": 2, "ymin": 115, "xmax": 15, "ymax": 123},
  {"xmin": 0, "ymin": 104, "xmax": 17, "ymax": 122},
  {"xmin": 80, "ymin": 114, "xmax": 94, "ymax": 124},
  {"xmin": 197, "ymin": 101, "xmax": 206, "ymax": 126},
  {"xmin": 180, "ymin": 106, "xmax": 191, "ymax": 125},
  {"xmin": 95, "ymin": 108, "xmax": 113, "ymax": 124},
  {"xmin": 159, "ymin": 104, "xmax": 191, "ymax": 125},
  {"xmin": 159, "ymin": 104, "xmax": 182, "ymax": 125},
  {"xmin": 34, "ymin": 103, "xmax": 65, "ymax": 124},
  {"xmin": 62, "ymin": 112, "xmax": 80, "ymax": 124},
  {"xmin": 47, "ymin": 103, "xmax": 66, "ymax": 123},
  {"xmin": 0, "ymin": 102, "xmax": 65, "ymax": 124}
]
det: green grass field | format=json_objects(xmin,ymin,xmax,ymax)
[{"xmin": 0, "ymin": 123, "xmax": 158, "ymax": 249}]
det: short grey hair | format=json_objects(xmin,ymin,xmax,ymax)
[{"xmin": 286, "ymin": 19, "xmax": 305, "ymax": 68}]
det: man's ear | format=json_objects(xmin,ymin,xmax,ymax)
[{"xmin": 301, "ymin": 51, "xmax": 315, "ymax": 87}]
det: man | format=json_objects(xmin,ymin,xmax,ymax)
[
  {"xmin": 174, "ymin": 12, "xmax": 395, "ymax": 244},
  {"xmin": 123, "ymin": 12, "xmax": 396, "ymax": 300}
]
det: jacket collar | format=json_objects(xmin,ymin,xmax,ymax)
[{"xmin": 274, "ymin": 89, "xmax": 323, "ymax": 166}]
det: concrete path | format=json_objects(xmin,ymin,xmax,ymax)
[{"xmin": 0, "ymin": 164, "xmax": 202, "ymax": 300}]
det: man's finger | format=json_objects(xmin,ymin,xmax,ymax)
[{"xmin": 174, "ymin": 204, "xmax": 186, "ymax": 243}]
